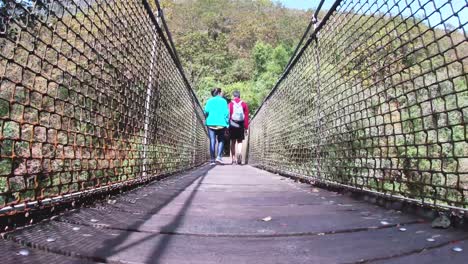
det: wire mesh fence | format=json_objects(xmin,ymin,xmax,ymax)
[
  {"xmin": 249, "ymin": 0, "xmax": 468, "ymax": 209},
  {"xmin": 0, "ymin": 0, "xmax": 208, "ymax": 209}
]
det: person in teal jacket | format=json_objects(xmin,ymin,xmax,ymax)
[{"xmin": 204, "ymin": 88, "xmax": 229, "ymax": 165}]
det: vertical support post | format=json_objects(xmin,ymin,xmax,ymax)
[
  {"xmin": 312, "ymin": 18, "xmax": 322, "ymax": 179},
  {"xmin": 142, "ymin": 18, "xmax": 159, "ymax": 178}
]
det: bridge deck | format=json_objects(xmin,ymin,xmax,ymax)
[{"xmin": 2, "ymin": 165, "xmax": 468, "ymax": 263}]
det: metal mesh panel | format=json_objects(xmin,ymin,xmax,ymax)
[
  {"xmin": 0, "ymin": 0, "xmax": 208, "ymax": 208},
  {"xmin": 249, "ymin": 0, "xmax": 468, "ymax": 209}
]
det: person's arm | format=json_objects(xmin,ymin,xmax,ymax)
[
  {"xmin": 224, "ymin": 100, "xmax": 229, "ymax": 127},
  {"xmin": 228, "ymin": 102, "xmax": 233, "ymax": 120},
  {"xmin": 243, "ymin": 102, "xmax": 249, "ymax": 129},
  {"xmin": 204, "ymin": 100, "xmax": 210, "ymax": 117}
]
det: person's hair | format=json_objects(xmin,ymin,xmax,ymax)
[
  {"xmin": 233, "ymin": 90, "xmax": 240, "ymax": 98},
  {"xmin": 211, "ymin": 87, "xmax": 222, "ymax": 96}
]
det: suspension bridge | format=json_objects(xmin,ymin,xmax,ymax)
[{"xmin": 0, "ymin": 0, "xmax": 467, "ymax": 263}]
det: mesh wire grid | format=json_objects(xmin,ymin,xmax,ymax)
[
  {"xmin": 249, "ymin": 0, "xmax": 468, "ymax": 209},
  {"xmin": 0, "ymin": 0, "xmax": 208, "ymax": 209}
]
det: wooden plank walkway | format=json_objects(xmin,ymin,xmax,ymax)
[{"xmin": 1, "ymin": 165, "xmax": 468, "ymax": 263}]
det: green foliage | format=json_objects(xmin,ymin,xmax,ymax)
[
  {"xmin": 225, "ymin": 58, "xmax": 254, "ymax": 82},
  {"xmin": 196, "ymin": 76, "xmax": 223, "ymax": 104},
  {"xmin": 268, "ymin": 44, "xmax": 290, "ymax": 75},
  {"xmin": 178, "ymin": 32, "xmax": 233, "ymax": 85},
  {"xmin": 0, "ymin": 99, "xmax": 9, "ymax": 118},
  {"xmin": 0, "ymin": 159, "xmax": 11, "ymax": 176},
  {"xmin": 161, "ymin": 0, "xmax": 311, "ymax": 113},
  {"xmin": 253, "ymin": 41, "xmax": 273, "ymax": 76}
]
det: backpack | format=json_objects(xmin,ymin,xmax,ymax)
[{"xmin": 231, "ymin": 100, "xmax": 244, "ymax": 122}]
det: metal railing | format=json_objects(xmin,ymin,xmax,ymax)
[
  {"xmin": 249, "ymin": 0, "xmax": 468, "ymax": 210},
  {"xmin": 0, "ymin": 0, "xmax": 208, "ymax": 210}
]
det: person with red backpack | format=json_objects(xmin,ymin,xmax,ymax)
[{"xmin": 228, "ymin": 90, "xmax": 249, "ymax": 165}]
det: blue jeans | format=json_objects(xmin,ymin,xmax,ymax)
[{"xmin": 208, "ymin": 128, "xmax": 225, "ymax": 161}]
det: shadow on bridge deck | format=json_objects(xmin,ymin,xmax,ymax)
[{"xmin": 1, "ymin": 165, "xmax": 468, "ymax": 263}]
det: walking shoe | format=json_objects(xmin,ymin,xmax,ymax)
[
  {"xmin": 210, "ymin": 160, "xmax": 216, "ymax": 165},
  {"xmin": 216, "ymin": 157, "xmax": 223, "ymax": 164},
  {"xmin": 237, "ymin": 154, "xmax": 242, "ymax": 165}
]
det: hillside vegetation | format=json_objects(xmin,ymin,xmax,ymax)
[{"xmin": 160, "ymin": 0, "xmax": 312, "ymax": 111}]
